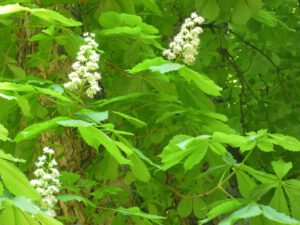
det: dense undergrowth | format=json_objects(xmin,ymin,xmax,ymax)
[{"xmin": 0, "ymin": 0, "xmax": 300, "ymax": 225}]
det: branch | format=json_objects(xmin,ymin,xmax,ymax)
[{"xmin": 227, "ymin": 29, "xmax": 280, "ymax": 71}]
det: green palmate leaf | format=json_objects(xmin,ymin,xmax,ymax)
[
  {"xmin": 56, "ymin": 119, "xmax": 92, "ymax": 127},
  {"xmin": 250, "ymin": 184, "xmax": 275, "ymax": 201},
  {"xmin": 252, "ymin": 10, "xmax": 277, "ymax": 26},
  {"xmin": 271, "ymin": 160, "xmax": 293, "ymax": 180},
  {"xmin": 78, "ymin": 126, "xmax": 102, "ymax": 150},
  {"xmin": 195, "ymin": 0, "xmax": 220, "ymax": 21},
  {"xmin": 239, "ymin": 165, "xmax": 277, "ymax": 184},
  {"xmin": 0, "ymin": 82, "xmax": 71, "ymax": 102},
  {"xmin": 35, "ymin": 214, "xmax": 64, "ymax": 225},
  {"xmin": 0, "ymin": 93, "xmax": 16, "ymax": 100},
  {"xmin": 140, "ymin": 0, "xmax": 162, "ymax": 15},
  {"xmin": 160, "ymin": 135, "xmax": 192, "ymax": 170},
  {"xmin": 232, "ymin": 0, "xmax": 252, "ymax": 25},
  {"xmin": 179, "ymin": 67, "xmax": 222, "ymax": 96},
  {"xmin": 247, "ymin": 0, "xmax": 262, "ymax": 10},
  {"xmin": 115, "ymin": 207, "xmax": 165, "ymax": 223},
  {"xmin": 14, "ymin": 116, "xmax": 69, "ymax": 142},
  {"xmin": 252, "ymin": 10, "xmax": 295, "ymax": 31},
  {"xmin": 261, "ymin": 205, "xmax": 299, "ymax": 224},
  {"xmin": 98, "ymin": 12, "xmax": 158, "ymax": 34},
  {"xmin": 15, "ymin": 117, "xmax": 93, "ymax": 142},
  {"xmin": 269, "ymin": 187, "xmax": 290, "ymax": 215},
  {"xmin": 183, "ymin": 141, "xmax": 208, "ymax": 171},
  {"xmin": 16, "ymin": 96, "xmax": 31, "ymax": 117},
  {"xmin": 0, "ymin": 4, "xmax": 29, "ymax": 15},
  {"xmin": 132, "ymin": 147, "xmax": 161, "ymax": 169},
  {"xmin": 75, "ymin": 109, "xmax": 108, "ymax": 123},
  {"xmin": 0, "ymin": 4, "xmax": 81, "ymax": 27},
  {"xmin": 78, "ymin": 126, "xmax": 130, "ymax": 164},
  {"xmin": 0, "ymin": 159, "xmax": 39, "ymax": 200},
  {"xmin": 113, "ymin": 111, "xmax": 147, "ymax": 128},
  {"xmin": 285, "ymin": 179, "xmax": 300, "ymax": 220},
  {"xmin": 92, "ymin": 93, "xmax": 152, "ymax": 107},
  {"xmin": 0, "ymin": 182, "xmax": 3, "ymax": 195},
  {"xmin": 160, "ymin": 135, "xmax": 210, "ymax": 170},
  {"xmin": 0, "ymin": 205, "xmax": 40, "ymax": 225},
  {"xmin": 128, "ymin": 57, "xmax": 168, "ymax": 74},
  {"xmin": 236, "ymin": 170, "xmax": 257, "ymax": 199},
  {"xmin": 36, "ymin": 87, "xmax": 72, "ymax": 102},
  {"xmin": 57, "ymin": 194, "xmax": 96, "ymax": 207},
  {"xmin": 31, "ymin": 8, "xmax": 82, "ymax": 27},
  {"xmin": 0, "ymin": 123, "xmax": 8, "ymax": 141},
  {"xmin": 212, "ymin": 132, "xmax": 248, "ymax": 147},
  {"xmin": 129, "ymin": 153, "xmax": 151, "ymax": 182},
  {"xmin": 11, "ymin": 196, "xmax": 41, "ymax": 215},
  {"xmin": 200, "ymin": 199, "xmax": 242, "ymax": 224},
  {"xmin": 257, "ymin": 140, "xmax": 274, "ymax": 152},
  {"xmin": 177, "ymin": 198, "xmax": 193, "ymax": 218},
  {"xmin": 114, "ymin": 141, "xmax": 134, "ymax": 156},
  {"xmin": 0, "ymin": 150, "xmax": 25, "ymax": 163},
  {"xmin": 99, "ymin": 12, "xmax": 142, "ymax": 28},
  {"xmin": 269, "ymin": 134, "xmax": 300, "ymax": 151},
  {"xmin": 0, "ymin": 82, "xmax": 34, "ymax": 92},
  {"xmin": 149, "ymin": 63, "xmax": 183, "ymax": 74},
  {"xmin": 99, "ymin": 26, "xmax": 142, "ymax": 36},
  {"xmin": 208, "ymin": 142, "xmax": 227, "ymax": 155},
  {"xmin": 219, "ymin": 203, "xmax": 262, "ymax": 225}
]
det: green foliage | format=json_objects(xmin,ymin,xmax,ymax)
[{"xmin": 0, "ymin": 0, "xmax": 300, "ymax": 224}]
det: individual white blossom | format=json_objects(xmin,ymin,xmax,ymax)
[
  {"xmin": 30, "ymin": 147, "xmax": 61, "ymax": 217},
  {"xmin": 163, "ymin": 12, "xmax": 205, "ymax": 65},
  {"xmin": 64, "ymin": 32, "xmax": 102, "ymax": 98}
]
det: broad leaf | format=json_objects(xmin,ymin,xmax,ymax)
[
  {"xmin": 261, "ymin": 205, "xmax": 299, "ymax": 224},
  {"xmin": 78, "ymin": 126, "xmax": 130, "ymax": 164},
  {"xmin": 219, "ymin": 203, "xmax": 262, "ymax": 225},
  {"xmin": 0, "ymin": 159, "xmax": 39, "ymax": 200},
  {"xmin": 179, "ymin": 67, "xmax": 222, "ymax": 96}
]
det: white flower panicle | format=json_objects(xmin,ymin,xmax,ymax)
[
  {"xmin": 64, "ymin": 32, "xmax": 102, "ymax": 98},
  {"xmin": 163, "ymin": 12, "xmax": 205, "ymax": 65},
  {"xmin": 30, "ymin": 147, "xmax": 61, "ymax": 217}
]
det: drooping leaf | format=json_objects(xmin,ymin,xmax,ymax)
[
  {"xmin": 35, "ymin": 214, "xmax": 64, "ymax": 225},
  {"xmin": 0, "ymin": 159, "xmax": 40, "ymax": 200},
  {"xmin": 14, "ymin": 117, "xmax": 69, "ymax": 142},
  {"xmin": 212, "ymin": 132, "xmax": 248, "ymax": 147},
  {"xmin": 219, "ymin": 203, "xmax": 262, "ymax": 225},
  {"xmin": 232, "ymin": 0, "xmax": 252, "ymax": 25},
  {"xmin": 200, "ymin": 199, "xmax": 242, "ymax": 224},
  {"xmin": 129, "ymin": 153, "xmax": 151, "ymax": 182},
  {"xmin": 113, "ymin": 111, "xmax": 147, "ymax": 128},
  {"xmin": 128, "ymin": 57, "xmax": 168, "ymax": 74},
  {"xmin": 261, "ymin": 205, "xmax": 299, "ymax": 224},
  {"xmin": 179, "ymin": 67, "xmax": 222, "ymax": 96},
  {"xmin": 149, "ymin": 63, "xmax": 183, "ymax": 74},
  {"xmin": 236, "ymin": 170, "xmax": 257, "ymax": 199},
  {"xmin": 271, "ymin": 160, "xmax": 293, "ymax": 180},
  {"xmin": 0, "ymin": 205, "xmax": 40, "ymax": 225},
  {"xmin": 31, "ymin": 8, "xmax": 82, "ymax": 27},
  {"xmin": 183, "ymin": 141, "xmax": 208, "ymax": 171},
  {"xmin": 0, "ymin": 4, "xmax": 29, "ymax": 15},
  {"xmin": 115, "ymin": 207, "xmax": 165, "ymax": 223},
  {"xmin": 269, "ymin": 134, "xmax": 300, "ymax": 152},
  {"xmin": 78, "ymin": 126, "xmax": 130, "ymax": 164}
]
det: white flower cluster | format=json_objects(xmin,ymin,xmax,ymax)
[
  {"xmin": 64, "ymin": 32, "xmax": 102, "ymax": 98},
  {"xmin": 30, "ymin": 147, "xmax": 61, "ymax": 217},
  {"xmin": 163, "ymin": 12, "xmax": 205, "ymax": 65}
]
